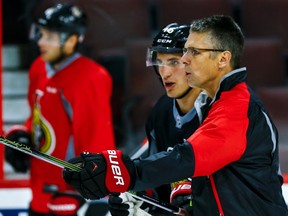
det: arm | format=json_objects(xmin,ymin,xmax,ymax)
[
  {"xmin": 188, "ymin": 90, "xmax": 249, "ymax": 176},
  {"xmin": 4, "ymin": 58, "xmax": 44, "ymax": 172},
  {"xmin": 62, "ymin": 85, "xmax": 250, "ymax": 198},
  {"xmin": 133, "ymin": 142, "xmax": 195, "ymax": 191}
]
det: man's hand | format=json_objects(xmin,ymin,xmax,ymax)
[
  {"xmin": 63, "ymin": 150, "xmax": 136, "ymax": 200},
  {"xmin": 4, "ymin": 125, "xmax": 32, "ymax": 173},
  {"xmin": 109, "ymin": 192, "xmax": 151, "ymax": 216},
  {"xmin": 170, "ymin": 180, "xmax": 192, "ymax": 215}
]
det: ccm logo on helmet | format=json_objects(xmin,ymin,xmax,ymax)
[
  {"xmin": 107, "ymin": 150, "xmax": 125, "ymax": 186},
  {"xmin": 157, "ymin": 39, "xmax": 172, "ymax": 43}
]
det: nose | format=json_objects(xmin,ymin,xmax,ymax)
[
  {"xmin": 159, "ymin": 66, "xmax": 172, "ymax": 80},
  {"xmin": 180, "ymin": 53, "xmax": 189, "ymax": 65}
]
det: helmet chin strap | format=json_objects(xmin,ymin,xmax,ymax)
[{"xmin": 176, "ymin": 86, "xmax": 193, "ymax": 100}]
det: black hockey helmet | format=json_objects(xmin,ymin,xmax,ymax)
[
  {"xmin": 37, "ymin": 3, "xmax": 87, "ymax": 36},
  {"xmin": 146, "ymin": 23, "xmax": 190, "ymax": 66}
]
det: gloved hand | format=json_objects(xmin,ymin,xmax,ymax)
[
  {"xmin": 4, "ymin": 125, "xmax": 32, "ymax": 173},
  {"xmin": 109, "ymin": 192, "xmax": 151, "ymax": 216},
  {"xmin": 170, "ymin": 180, "xmax": 192, "ymax": 215},
  {"xmin": 63, "ymin": 150, "xmax": 136, "ymax": 200},
  {"xmin": 47, "ymin": 192, "xmax": 85, "ymax": 215}
]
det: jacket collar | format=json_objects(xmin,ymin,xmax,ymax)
[
  {"xmin": 46, "ymin": 53, "xmax": 81, "ymax": 78},
  {"xmin": 194, "ymin": 67, "xmax": 247, "ymax": 123},
  {"xmin": 211, "ymin": 67, "xmax": 247, "ymax": 104}
]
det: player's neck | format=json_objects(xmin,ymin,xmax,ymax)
[
  {"xmin": 51, "ymin": 53, "xmax": 74, "ymax": 70},
  {"xmin": 176, "ymin": 88, "xmax": 201, "ymax": 114}
]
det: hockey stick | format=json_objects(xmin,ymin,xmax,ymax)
[
  {"xmin": 0, "ymin": 136, "xmax": 81, "ymax": 171},
  {"xmin": 128, "ymin": 191, "xmax": 185, "ymax": 215},
  {"xmin": 0, "ymin": 136, "xmax": 185, "ymax": 216}
]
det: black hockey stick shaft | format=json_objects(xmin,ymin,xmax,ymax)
[
  {"xmin": 0, "ymin": 136, "xmax": 81, "ymax": 172},
  {"xmin": 0, "ymin": 136, "xmax": 184, "ymax": 215},
  {"xmin": 129, "ymin": 192, "xmax": 185, "ymax": 215}
]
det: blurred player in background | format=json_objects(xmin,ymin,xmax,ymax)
[{"xmin": 5, "ymin": 3, "xmax": 115, "ymax": 215}]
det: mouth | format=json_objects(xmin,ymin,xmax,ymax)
[
  {"xmin": 164, "ymin": 81, "xmax": 175, "ymax": 90},
  {"xmin": 40, "ymin": 50, "xmax": 47, "ymax": 55}
]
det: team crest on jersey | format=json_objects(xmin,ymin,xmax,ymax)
[{"xmin": 32, "ymin": 92, "xmax": 56, "ymax": 155}]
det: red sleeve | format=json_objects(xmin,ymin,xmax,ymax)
[
  {"xmin": 187, "ymin": 83, "xmax": 250, "ymax": 176},
  {"xmin": 71, "ymin": 62, "xmax": 116, "ymax": 154}
]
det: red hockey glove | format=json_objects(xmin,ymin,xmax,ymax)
[
  {"xmin": 170, "ymin": 180, "xmax": 193, "ymax": 215},
  {"xmin": 47, "ymin": 193, "xmax": 85, "ymax": 215},
  {"xmin": 63, "ymin": 150, "xmax": 136, "ymax": 200},
  {"xmin": 4, "ymin": 125, "xmax": 32, "ymax": 173}
]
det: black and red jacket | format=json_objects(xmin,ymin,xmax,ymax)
[
  {"xmin": 133, "ymin": 67, "xmax": 288, "ymax": 215},
  {"xmin": 144, "ymin": 93, "xmax": 200, "ymax": 208}
]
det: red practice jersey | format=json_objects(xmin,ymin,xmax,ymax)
[{"xmin": 26, "ymin": 54, "xmax": 115, "ymax": 212}]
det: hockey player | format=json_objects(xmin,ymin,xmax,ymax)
[
  {"xmin": 108, "ymin": 23, "xmax": 201, "ymax": 216},
  {"xmin": 62, "ymin": 15, "xmax": 288, "ymax": 215},
  {"xmin": 5, "ymin": 3, "xmax": 115, "ymax": 215}
]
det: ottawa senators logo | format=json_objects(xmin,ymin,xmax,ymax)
[{"xmin": 32, "ymin": 90, "xmax": 56, "ymax": 155}]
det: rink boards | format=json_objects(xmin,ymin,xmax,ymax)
[{"xmin": 0, "ymin": 185, "xmax": 287, "ymax": 216}]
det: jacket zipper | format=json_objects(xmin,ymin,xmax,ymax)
[{"xmin": 210, "ymin": 175, "xmax": 225, "ymax": 216}]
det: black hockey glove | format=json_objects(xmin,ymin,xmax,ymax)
[
  {"xmin": 63, "ymin": 150, "xmax": 136, "ymax": 200},
  {"xmin": 4, "ymin": 125, "xmax": 32, "ymax": 173},
  {"xmin": 170, "ymin": 180, "xmax": 193, "ymax": 216}
]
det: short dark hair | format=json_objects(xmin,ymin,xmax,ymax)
[{"xmin": 190, "ymin": 15, "xmax": 244, "ymax": 69}]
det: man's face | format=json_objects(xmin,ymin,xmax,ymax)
[
  {"xmin": 157, "ymin": 53, "xmax": 191, "ymax": 99},
  {"xmin": 181, "ymin": 32, "xmax": 223, "ymax": 91},
  {"xmin": 37, "ymin": 28, "xmax": 62, "ymax": 63}
]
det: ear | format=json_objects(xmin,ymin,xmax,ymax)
[
  {"xmin": 218, "ymin": 51, "xmax": 232, "ymax": 69},
  {"xmin": 64, "ymin": 34, "xmax": 78, "ymax": 54}
]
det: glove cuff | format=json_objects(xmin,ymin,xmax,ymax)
[
  {"xmin": 5, "ymin": 125, "xmax": 30, "ymax": 137},
  {"xmin": 170, "ymin": 181, "xmax": 192, "ymax": 203},
  {"xmin": 102, "ymin": 150, "xmax": 135, "ymax": 192}
]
